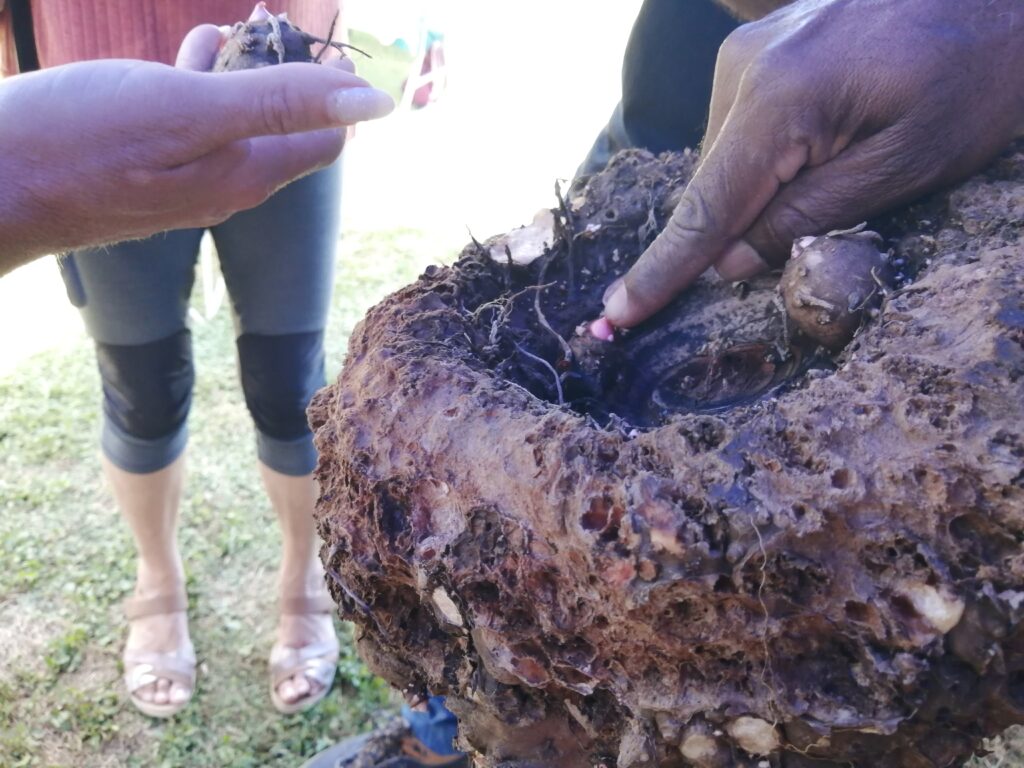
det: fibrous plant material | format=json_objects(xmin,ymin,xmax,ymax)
[{"xmin": 310, "ymin": 146, "xmax": 1024, "ymax": 767}]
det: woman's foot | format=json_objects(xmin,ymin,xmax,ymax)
[
  {"xmin": 259, "ymin": 465, "xmax": 339, "ymax": 712},
  {"xmin": 123, "ymin": 585, "xmax": 195, "ymax": 718},
  {"xmin": 270, "ymin": 592, "xmax": 339, "ymax": 713},
  {"xmin": 103, "ymin": 456, "xmax": 193, "ymax": 716}
]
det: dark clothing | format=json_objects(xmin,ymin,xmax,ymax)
[
  {"xmin": 60, "ymin": 162, "xmax": 341, "ymax": 475},
  {"xmin": 577, "ymin": 0, "xmax": 739, "ymax": 180}
]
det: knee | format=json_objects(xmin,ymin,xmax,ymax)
[
  {"xmin": 96, "ymin": 330, "xmax": 194, "ymax": 440},
  {"xmin": 236, "ymin": 331, "xmax": 326, "ymax": 440}
]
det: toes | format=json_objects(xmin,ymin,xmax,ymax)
[
  {"xmin": 135, "ymin": 680, "xmax": 158, "ymax": 704},
  {"xmin": 133, "ymin": 677, "xmax": 190, "ymax": 707},
  {"xmin": 170, "ymin": 682, "xmax": 191, "ymax": 705},
  {"xmin": 154, "ymin": 678, "xmax": 171, "ymax": 705},
  {"xmin": 277, "ymin": 673, "xmax": 320, "ymax": 704},
  {"xmin": 277, "ymin": 678, "xmax": 297, "ymax": 704},
  {"xmin": 291, "ymin": 674, "xmax": 312, "ymax": 699}
]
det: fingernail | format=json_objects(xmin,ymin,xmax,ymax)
[
  {"xmin": 329, "ymin": 87, "xmax": 395, "ymax": 123},
  {"xmin": 589, "ymin": 317, "xmax": 615, "ymax": 342},
  {"xmin": 602, "ymin": 277, "xmax": 624, "ymax": 306},
  {"xmin": 603, "ymin": 282, "xmax": 629, "ymax": 325}
]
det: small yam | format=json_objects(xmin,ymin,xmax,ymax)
[
  {"xmin": 780, "ymin": 228, "xmax": 892, "ymax": 350},
  {"xmin": 213, "ymin": 6, "xmax": 350, "ymax": 72}
]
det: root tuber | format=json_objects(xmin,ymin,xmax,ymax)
[
  {"xmin": 780, "ymin": 227, "xmax": 893, "ymax": 350},
  {"xmin": 213, "ymin": 7, "xmax": 359, "ymax": 72}
]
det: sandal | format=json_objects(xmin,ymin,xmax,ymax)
[
  {"xmin": 123, "ymin": 592, "xmax": 196, "ymax": 718},
  {"xmin": 269, "ymin": 593, "xmax": 340, "ymax": 714}
]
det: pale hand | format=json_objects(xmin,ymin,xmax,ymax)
[{"xmin": 0, "ymin": 19, "xmax": 393, "ymax": 273}]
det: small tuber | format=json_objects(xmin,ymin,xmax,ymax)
[
  {"xmin": 780, "ymin": 226, "xmax": 893, "ymax": 350},
  {"xmin": 214, "ymin": 5, "xmax": 356, "ymax": 72}
]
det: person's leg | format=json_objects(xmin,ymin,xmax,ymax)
[
  {"xmin": 575, "ymin": 0, "xmax": 739, "ymax": 182},
  {"xmin": 259, "ymin": 459, "xmax": 332, "ymax": 707},
  {"xmin": 104, "ymin": 453, "xmax": 188, "ymax": 708},
  {"xmin": 212, "ymin": 160, "xmax": 341, "ymax": 710},
  {"xmin": 60, "ymin": 230, "xmax": 202, "ymax": 712}
]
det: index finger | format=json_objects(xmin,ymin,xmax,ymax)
[{"xmin": 603, "ymin": 98, "xmax": 811, "ymax": 328}]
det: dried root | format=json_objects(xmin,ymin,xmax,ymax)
[{"xmin": 213, "ymin": 9, "xmax": 367, "ymax": 72}]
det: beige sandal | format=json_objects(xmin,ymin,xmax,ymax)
[
  {"xmin": 123, "ymin": 592, "xmax": 196, "ymax": 719},
  {"xmin": 269, "ymin": 594, "xmax": 339, "ymax": 715}
]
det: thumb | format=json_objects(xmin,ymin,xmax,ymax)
[
  {"xmin": 175, "ymin": 24, "xmax": 226, "ymax": 72},
  {"xmin": 189, "ymin": 63, "xmax": 393, "ymax": 150}
]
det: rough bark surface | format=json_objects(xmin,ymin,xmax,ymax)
[{"xmin": 310, "ymin": 146, "xmax": 1024, "ymax": 767}]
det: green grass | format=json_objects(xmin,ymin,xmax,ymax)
[{"xmin": 0, "ymin": 227, "xmax": 461, "ymax": 768}]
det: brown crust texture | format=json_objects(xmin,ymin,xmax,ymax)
[
  {"xmin": 310, "ymin": 147, "xmax": 1024, "ymax": 767},
  {"xmin": 213, "ymin": 16, "xmax": 318, "ymax": 71}
]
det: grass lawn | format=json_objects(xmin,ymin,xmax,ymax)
[{"xmin": 0, "ymin": 227, "xmax": 462, "ymax": 768}]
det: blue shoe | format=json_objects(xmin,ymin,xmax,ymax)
[{"xmin": 300, "ymin": 715, "xmax": 468, "ymax": 768}]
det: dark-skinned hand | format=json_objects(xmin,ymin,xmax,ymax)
[{"xmin": 601, "ymin": 0, "xmax": 1024, "ymax": 330}]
